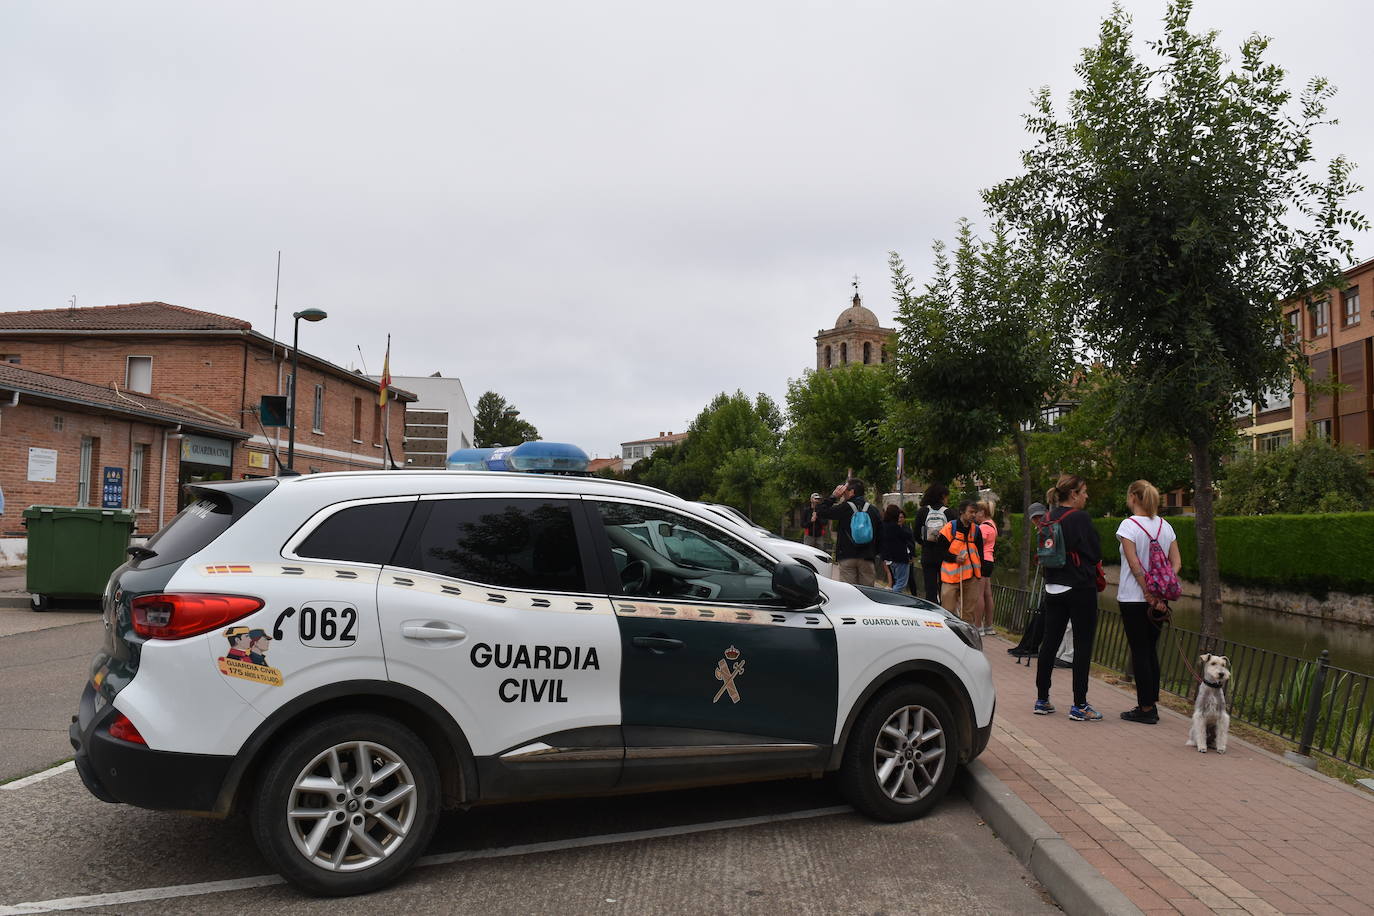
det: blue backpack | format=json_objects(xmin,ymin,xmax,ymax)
[{"xmin": 849, "ymin": 501, "xmax": 875, "ymax": 545}]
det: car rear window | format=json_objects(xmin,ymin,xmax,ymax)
[
  {"xmin": 131, "ymin": 480, "xmax": 278, "ymax": 569},
  {"xmin": 133, "ymin": 498, "xmax": 236, "ymax": 569},
  {"xmin": 295, "ymin": 501, "xmax": 415, "ymax": 565}
]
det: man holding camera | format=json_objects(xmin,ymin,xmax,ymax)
[{"xmin": 816, "ymin": 477, "xmax": 884, "ymax": 587}]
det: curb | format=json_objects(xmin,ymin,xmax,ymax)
[{"xmin": 958, "ymin": 759, "xmax": 1143, "ymax": 916}]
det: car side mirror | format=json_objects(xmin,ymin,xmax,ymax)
[{"xmin": 772, "ymin": 561, "xmax": 819, "ymax": 609}]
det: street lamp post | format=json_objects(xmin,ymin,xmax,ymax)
[{"xmin": 286, "ymin": 308, "xmax": 328, "ymax": 472}]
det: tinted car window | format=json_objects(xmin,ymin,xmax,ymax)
[
  {"xmin": 409, "ymin": 498, "xmax": 586, "ymax": 592},
  {"xmin": 592, "ymin": 500, "xmax": 777, "ymax": 603},
  {"xmin": 296, "ymin": 501, "xmax": 415, "ymax": 565},
  {"xmin": 132, "ymin": 497, "xmax": 234, "ymax": 569}
]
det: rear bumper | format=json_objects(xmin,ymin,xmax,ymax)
[{"xmin": 71, "ymin": 681, "xmax": 233, "ymax": 813}]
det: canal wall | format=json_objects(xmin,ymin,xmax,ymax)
[{"xmin": 1102, "ymin": 563, "xmax": 1374, "ymax": 628}]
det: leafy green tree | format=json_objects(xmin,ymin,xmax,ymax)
[
  {"xmin": 985, "ymin": 1, "xmax": 1366, "ymax": 639},
  {"xmin": 1218, "ymin": 438, "xmax": 1374, "ymax": 515},
  {"xmin": 714, "ymin": 447, "xmax": 777, "ymax": 520},
  {"xmin": 890, "ymin": 220, "xmax": 1064, "ymax": 585},
  {"xmin": 472, "ymin": 391, "xmax": 540, "ymax": 447},
  {"xmin": 781, "ymin": 364, "xmax": 893, "ymax": 500},
  {"xmin": 628, "ymin": 392, "xmax": 785, "ymax": 523}
]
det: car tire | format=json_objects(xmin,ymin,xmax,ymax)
[
  {"xmin": 249, "ymin": 713, "xmax": 441, "ymax": 896},
  {"xmin": 839, "ymin": 683, "xmax": 958, "ymax": 822}
]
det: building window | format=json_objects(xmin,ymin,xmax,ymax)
[
  {"xmin": 840, "ymin": 343, "xmax": 848, "ymax": 364},
  {"xmin": 863, "ymin": 342, "xmax": 871, "ymax": 364},
  {"xmin": 1256, "ymin": 431, "xmax": 1292, "ymax": 452},
  {"xmin": 372, "ymin": 404, "xmax": 382, "ymax": 446},
  {"xmin": 1311, "ymin": 418, "xmax": 1333, "ymax": 440},
  {"xmin": 312, "ymin": 385, "xmax": 324, "ymax": 432},
  {"xmin": 126, "ymin": 356, "xmax": 152, "ymax": 393},
  {"xmin": 1343, "ymin": 288, "xmax": 1361, "ymax": 328},
  {"xmin": 130, "ymin": 444, "xmax": 148, "ymax": 511},
  {"xmin": 2, "ymin": 354, "xmax": 19, "ymax": 364},
  {"xmin": 881, "ymin": 345, "xmax": 887, "ymax": 363},
  {"xmin": 77, "ymin": 437, "xmax": 95, "ymax": 506},
  {"xmin": 1286, "ymin": 310, "xmax": 1300, "ymax": 343},
  {"xmin": 53, "ymin": 415, "xmax": 64, "ymax": 431},
  {"xmin": 824, "ymin": 345, "xmax": 832, "ymax": 368},
  {"xmin": 1313, "ymin": 299, "xmax": 1330, "ymax": 337},
  {"xmin": 352, "ymin": 397, "xmax": 363, "ymax": 441}
]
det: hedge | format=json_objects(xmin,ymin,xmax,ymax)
[{"xmin": 1002, "ymin": 512, "xmax": 1374, "ymax": 597}]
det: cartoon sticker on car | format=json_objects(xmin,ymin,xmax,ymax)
[{"xmin": 218, "ymin": 626, "xmax": 285, "ymax": 686}]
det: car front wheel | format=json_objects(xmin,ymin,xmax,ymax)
[
  {"xmin": 249, "ymin": 713, "xmax": 440, "ymax": 896},
  {"xmin": 839, "ymin": 683, "xmax": 957, "ymax": 821}
]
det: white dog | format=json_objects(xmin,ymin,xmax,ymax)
[{"xmin": 1186, "ymin": 653, "xmax": 1231, "ymax": 754}]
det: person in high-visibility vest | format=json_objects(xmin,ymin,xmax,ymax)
[{"xmin": 936, "ymin": 499, "xmax": 985, "ymax": 622}]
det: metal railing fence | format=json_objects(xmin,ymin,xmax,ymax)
[{"xmin": 990, "ymin": 583, "xmax": 1374, "ymax": 774}]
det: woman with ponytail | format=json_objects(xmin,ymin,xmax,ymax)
[
  {"xmin": 1116, "ymin": 480, "xmax": 1182, "ymax": 724},
  {"xmin": 1033, "ymin": 474, "xmax": 1103, "ymax": 721}
]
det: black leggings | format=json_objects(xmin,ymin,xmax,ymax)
[
  {"xmin": 1036, "ymin": 586, "xmax": 1099, "ymax": 707},
  {"xmin": 1119, "ymin": 601, "xmax": 1161, "ymax": 708},
  {"xmin": 922, "ymin": 562, "xmax": 941, "ymax": 603}
]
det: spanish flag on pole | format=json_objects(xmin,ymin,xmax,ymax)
[{"xmin": 378, "ymin": 335, "xmax": 391, "ymax": 407}]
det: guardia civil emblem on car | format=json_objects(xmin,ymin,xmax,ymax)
[{"xmin": 712, "ymin": 645, "xmax": 745, "ymax": 704}]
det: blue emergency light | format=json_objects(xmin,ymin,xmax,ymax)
[{"xmin": 445, "ymin": 441, "xmax": 590, "ymax": 475}]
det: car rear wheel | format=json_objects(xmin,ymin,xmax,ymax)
[
  {"xmin": 250, "ymin": 714, "xmax": 440, "ymax": 896},
  {"xmin": 839, "ymin": 683, "xmax": 957, "ymax": 821}
]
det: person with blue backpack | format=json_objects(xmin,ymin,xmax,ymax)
[
  {"xmin": 1116, "ymin": 479, "xmax": 1183, "ymax": 724},
  {"xmin": 818, "ymin": 477, "xmax": 884, "ymax": 586},
  {"xmin": 1034, "ymin": 474, "xmax": 1104, "ymax": 722}
]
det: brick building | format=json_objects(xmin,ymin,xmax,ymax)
[
  {"xmin": 0, "ymin": 302, "xmax": 413, "ymax": 540},
  {"xmin": 1287, "ymin": 256, "xmax": 1374, "ymax": 453},
  {"xmin": 0, "ymin": 364, "xmax": 249, "ymax": 550}
]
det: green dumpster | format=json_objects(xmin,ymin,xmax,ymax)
[{"xmin": 22, "ymin": 506, "xmax": 136, "ymax": 612}]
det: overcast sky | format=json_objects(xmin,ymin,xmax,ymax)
[{"xmin": 3, "ymin": 1, "xmax": 1370, "ymax": 459}]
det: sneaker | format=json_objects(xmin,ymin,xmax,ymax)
[
  {"xmin": 983, "ymin": 626, "xmax": 996, "ymax": 635},
  {"xmin": 1033, "ymin": 699, "xmax": 1055, "ymax": 715},
  {"xmin": 1120, "ymin": 706, "xmax": 1159, "ymax": 724},
  {"xmin": 1069, "ymin": 704, "xmax": 1103, "ymax": 721}
]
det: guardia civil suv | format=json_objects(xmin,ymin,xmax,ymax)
[{"xmin": 71, "ymin": 471, "xmax": 994, "ymax": 896}]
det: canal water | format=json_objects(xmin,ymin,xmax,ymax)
[{"xmin": 993, "ymin": 568, "xmax": 1374, "ymax": 677}]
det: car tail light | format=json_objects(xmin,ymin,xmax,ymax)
[
  {"xmin": 108, "ymin": 712, "xmax": 147, "ymax": 745},
  {"xmin": 131, "ymin": 593, "xmax": 265, "ymax": 640}
]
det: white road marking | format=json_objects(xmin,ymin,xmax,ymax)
[
  {"xmin": 0, "ymin": 804, "xmax": 853, "ymax": 915},
  {"xmin": 1, "ymin": 762, "xmax": 74, "ymax": 791}
]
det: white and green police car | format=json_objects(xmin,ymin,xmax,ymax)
[{"xmin": 71, "ymin": 469, "xmax": 995, "ymax": 896}]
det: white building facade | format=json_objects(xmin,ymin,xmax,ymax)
[{"xmin": 370, "ymin": 373, "xmax": 476, "ymax": 469}]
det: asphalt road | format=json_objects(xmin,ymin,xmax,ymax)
[
  {"xmin": 0, "ymin": 607, "xmax": 1055, "ymax": 915},
  {"xmin": 1, "ymin": 769, "xmax": 1055, "ymax": 915},
  {"xmin": 0, "ymin": 609, "xmax": 101, "ymax": 781}
]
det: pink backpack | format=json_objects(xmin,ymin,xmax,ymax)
[{"xmin": 1131, "ymin": 517, "xmax": 1181, "ymax": 601}]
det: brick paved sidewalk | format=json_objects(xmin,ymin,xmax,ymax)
[{"xmin": 981, "ymin": 633, "xmax": 1374, "ymax": 915}]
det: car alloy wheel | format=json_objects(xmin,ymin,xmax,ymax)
[
  {"xmin": 250, "ymin": 714, "xmax": 440, "ymax": 896},
  {"xmin": 871, "ymin": 704, "xmax": 946, "ymax": 804},
  {"xmin": 287, "ymin": 740, "xmax": 418, "ymax": 872}
]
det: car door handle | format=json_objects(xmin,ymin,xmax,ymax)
[
  {"xmin": 402, "ymin": 623, "xmax": 468, "ymax": 641},
  {"xmin": 631, "ymin": 636, "xmax": 684, "ymax": 651}
]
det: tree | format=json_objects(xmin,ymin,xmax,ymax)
[
  {"xmin": 628, "ymin": 391, "xmax": 786, "ymax": 523},
  {"xmin": 890, "ymin": 220, "xmax": 1064, "ymax": 586},
  {"xmin": 473, "ymin": 391, "xmax": 540, "ymax": 447},
  {"xmin": 1217, "ymin": 438, "xmax": 1374, "ymax": 515},
  {"xmin": 781, "ymin": 365, "xmax": 892, "ymax": 500},
  {"xmin": 985, "ymin": 0, "xmax": 1366, "ymax": 639}
]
